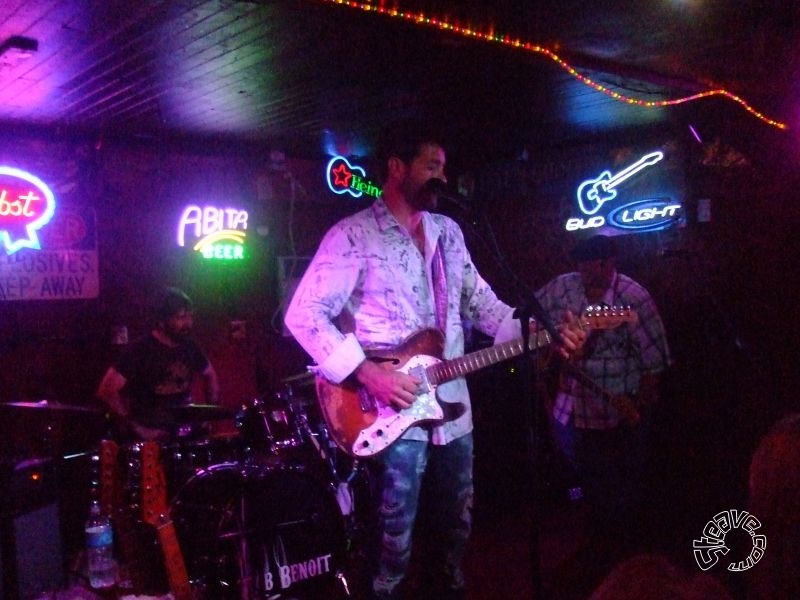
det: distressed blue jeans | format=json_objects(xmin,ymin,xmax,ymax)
[{"xmin": 369, "ymin": 433, "xmax": 474, "ymax": 597}]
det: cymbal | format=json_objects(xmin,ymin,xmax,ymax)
[
  {"xmin": 172, "ymin": 404, "xmax": 236, "ymax": 421},
  {"xmin": 3, "ymin": 400, "xmax": 102, "ymax": 414}
]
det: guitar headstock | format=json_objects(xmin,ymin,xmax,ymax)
[
  {"xmin": 98, "ymin": 440, "xmax": 120, "ymax": 517},
  {"xmin": 580, "ymin": 305, "xmax": 638, "ymax": 330}
]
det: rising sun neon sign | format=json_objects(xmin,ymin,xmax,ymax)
[{"xmin": 0, "ymin": 166, "xmax": 57, "ymax": 255}]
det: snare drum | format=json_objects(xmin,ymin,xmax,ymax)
[{"xmin": 170, "ymin": 462, "xmax": 347, "ymax": 598}]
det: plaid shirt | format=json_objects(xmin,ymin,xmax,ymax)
[{"xmin": 535, "ymin": 271, "xmax": 671, "ymax": 429}]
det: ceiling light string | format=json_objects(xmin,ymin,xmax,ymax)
[{"xmin": 319, "ymin": 0, "xmax": 787, "ymax": 130}]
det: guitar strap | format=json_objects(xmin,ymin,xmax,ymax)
[{"xmin": 431, "ymin": 237, "xmax": 448, "ymax": 334}]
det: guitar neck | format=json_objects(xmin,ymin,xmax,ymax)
[
  {"xmin": 428, "ymin": 329, "xmax": 553, "ymax": 385},
  {"xmin": 558, "ymin": 358, "xmax": 613, "ymax": 401},
  {"xmin": 556, "ymin": 357, "xmax": 640, "ymax": 424},
  {"xmin": 155, "ymin": 520, "xmax": 193, "ymax": 600},
  {"xmin": 140, "ymin": 441, "xmax": 192, "ymax": 600}
]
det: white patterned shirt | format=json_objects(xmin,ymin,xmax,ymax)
[
  {"xmin": 535, "ymin": 271, "xmax": 671, "ymax": 429},
  {"xmin": 284, "ymin": 198, "xmax": 517, "ymax": 444}
]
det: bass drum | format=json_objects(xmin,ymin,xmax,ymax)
[{"xmin": 171, "ymin": 462, "xmax": 348, "ymax": 599}]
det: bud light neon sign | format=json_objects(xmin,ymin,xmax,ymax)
[
  {"xmin": 0, "ymin": 166, "xmax": 57, "ymax": 255},
  {"xmin": 326, "ymin": 156, "xmax": 382, "ymax": 199},
  {"xmin": 565, "ymin": 149, "xmax": 683, "ymax": 233},
  {"xmin": 608, "ymin": 199, "xmax": 682, "ymax": 232}
]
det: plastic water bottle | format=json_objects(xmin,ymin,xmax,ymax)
[{"xmin": 85, "ymin": 500, "xmax": 117, "ymax": 589}]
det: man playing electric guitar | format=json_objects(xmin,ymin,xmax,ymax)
[
  {"xmin": 284, "ymin": 119, "xmax": 586, "ymax": 600},
  {"xmin": 535, "ymin": 234, "xmax": 671, "ymax": 553}
]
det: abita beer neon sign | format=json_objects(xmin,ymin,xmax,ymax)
[
  {"xmin": 566, "ymin": 150, "xmax": 682, "ymax": 233},
  {"xmin": 176, "ymin": 204, "xmax": 248, "ymax": 260}
]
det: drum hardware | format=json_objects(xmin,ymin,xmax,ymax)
[{"xmin": 83, "ymin": 381, "xmax": 373, "ymax": 599}]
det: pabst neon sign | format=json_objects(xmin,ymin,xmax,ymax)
[
  {"xmin": 0, "ymin": 166, "xmax": 57, "ymax": 254},
  {"xmin": 566, "ymin": 150, "xmax": 682, "ymax": 233},
  {"xmin": 326, "ymin": 155, "xmax": 382, "ymax": 199},
  {"xmin": 176, "ymin": 204, "xmax": 248, "ymax": 261}
]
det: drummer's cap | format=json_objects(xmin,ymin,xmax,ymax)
[{"xmin": 153, "ymin": 286, "xmax": 193, "ymax": 321}]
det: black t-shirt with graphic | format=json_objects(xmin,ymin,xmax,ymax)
[{"xmin": 115, "ymin": 333, "xmax": 210, "ymax": 430}]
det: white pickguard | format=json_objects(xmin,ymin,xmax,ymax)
[{"xmin": 352, "ymin": 354, "xmax": 444, "ymax": 457}]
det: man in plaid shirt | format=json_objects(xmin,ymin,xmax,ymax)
[{"xmin": 535, "ymin": 235, "xmax": 671, "ymax": 543}]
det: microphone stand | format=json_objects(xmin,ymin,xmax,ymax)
[{"xmin": 455, "ymin": 204, "xmax": 556, "ymax": 600}]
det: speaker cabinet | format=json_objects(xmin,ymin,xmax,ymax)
[
  {"xmin": 1, "ymin": 501, "xmax": 64, "ymax": 599},
  {"xmin": 1, "ymin": 458, "xmax": 65, "ymax": 600}
]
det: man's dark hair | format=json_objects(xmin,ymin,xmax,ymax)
[
  {"xmin": 153, "ymin": 286, "xmax": 193, "ymax": 322},
  {"xmin": 374, "ymin": 118, "xmax": 445, "ymax": 183}
]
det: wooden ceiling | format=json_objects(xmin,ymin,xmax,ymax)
[{"xmin": 0, "ymin": 0, "xmax": 796, "ymax": 159}]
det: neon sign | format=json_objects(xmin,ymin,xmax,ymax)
[
  {"xmin": 0, "ymin": 166, "xmax": 57, "ymax": 255},
  {"xmin": 176, "ymin": 204, "xmax": 248, "ymax": 261},
  {"xmin": 326, "ymin": 155, "xmax": 382, "ymax": 199},
  {"xmin": 576, "ymin": 151, "xmax": 663, "ymax": 214},
  {"xmin": 566, "ymin": 149, "xmax": 682, "ymax": 233},
  {"xmin": 565, "ymin": 201, "xmax": 683, "ymax": 233},
  {"xmin": 608, "ymin": 199, "xmax": 682, "ymax": 232}
]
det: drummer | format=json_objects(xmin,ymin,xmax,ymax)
[{"xmin": 96, "ymin": 286, "xmax": 220, "ymax": 442}]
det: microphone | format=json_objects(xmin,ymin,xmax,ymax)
[{"xmin": 423, "ymin": 178, "xmax": 472, "ymax": 211}]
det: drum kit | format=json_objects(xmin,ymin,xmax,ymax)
[{"xmin": 92, "ymin": 373, "xmax": 370, "ymax": 600}]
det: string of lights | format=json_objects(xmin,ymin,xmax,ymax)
[{"xmin": 319, "ymin": 0, "xmax": 788, "ymax": 130}]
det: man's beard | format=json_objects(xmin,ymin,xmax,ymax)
[{"xmin": 404, "ymin": 179, "xmax": 437, "ymax": 211}]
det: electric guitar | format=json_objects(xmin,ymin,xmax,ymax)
[
  {"xmin": 98, "ymin": 440, "xmax": 153, "ymax": 591},
  {"xmin": 555, "ymin": 357, "xmax": 641, "ymax": 425},
  {"xmin": 577, "ymin": 151, "xmax": 663, "ymax": 215},
  {"xmin": 140, "ymin": 441, "xmax": 193, "ymax": 600},
  {"xmin": 316, "ymin": 306, "xmax": 638, "ymax": 458}
]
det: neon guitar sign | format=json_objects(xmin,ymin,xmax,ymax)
[
  {"xmin": 326, "ymin": 155, "xmax": 382, "ymax": 199},
  {"xmin": 576, "ymin": 151, "xmax": 663, "ymax": 215}
]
